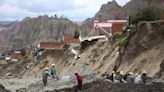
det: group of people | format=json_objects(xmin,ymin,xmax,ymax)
[
  {"xmin": 42, "ymin": 64, "xmax": 56, "ymax": 86},
  {"xmin": 106, "ymin": 71, "xmax": 148, "ymax": 84},
  {"xmin": 42, "ymin": 63, "xmax": 83, "ymax": 91}
]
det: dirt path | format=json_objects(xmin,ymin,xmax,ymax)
[{"xmin": 0, "ymin": 73, "xmax": 97, "ymax": 92}]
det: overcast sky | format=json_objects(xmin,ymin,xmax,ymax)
[{"xmin": 0, "ymin": 0, "xmax": 131, "ymax": 21}]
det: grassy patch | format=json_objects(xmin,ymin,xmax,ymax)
[
  {"xmin": 116, "ymin": 34, "xmax": 129, "ymax": 47},
  {"xmin": 26, "ymin": 53, "xmax": 33, "ymax": 60}
]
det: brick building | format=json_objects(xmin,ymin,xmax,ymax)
[
  {"xmin": 63, "ymin": 36, "xmax": 80, "ymax": 44},
  {"xmin": 38, "ymin": 42, "xmax": 64, "ymax": 49},
  {"xmin": 11, "ymin": 51, "xmax": 22, "ymax": 61}
]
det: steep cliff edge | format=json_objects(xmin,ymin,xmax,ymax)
[
  {"xmin": 1, "ymin": 21, "xmax": 164, "ymax": 78},
  {"xmin": 118, "ymin": 21, "xmax": 164, "ymax": 77}
]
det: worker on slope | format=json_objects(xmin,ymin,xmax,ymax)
[
  {"xmin": 114, "ymin": 72, "xmax": 121, "ymax": 83},
  {"xmin": 134, "ymin": 73, "xmax": 142, "ymax": 84},
  {"xmin": 126, "ymin": 72, "xmax": 135, "ymax": 83},
  {"xmin": 119, "ymin": 71, "xmax": 126, "ymax": 83},
  {"xmin": 75, "ymin": 71, "xmax": 83, "ymax": 92},
  {"xmin": 141, "ymin": 71, "xmax": 147, "ymax": 84},
  {"xmin": 51, "ymin": 64, "xmax": 56, "ymax": 79},
  {"xmin": 42, "ymin": 68, "xmax": 50, "ymax": 86},
  {"xmin": 108, "ymin": 71, "xmax": 115, "ymax": 82}
]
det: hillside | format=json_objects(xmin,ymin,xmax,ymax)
[
  {"xmin": 0, "ymin": 21, "xmax": 164, "ymax": 92},
  {"xmin": 15, "ymin": 21, "xmax": 164, "ymax": 78},
  {"xmin": 0, "ymin": 21, "xmax": 164, "ymax": 78},
  {"xmin": 0, "ymin": 16, "xmax": 79, "ymax": 52},
  {"xmin": 95, "ymin": 0, "xmax": 122, "ymax": 21},
  {"xmin": 122, "ymin": 0, "xmax": 163, "ymax": 18},
  {"xmin": 95, "ymin": 0, "xmax": 163, "ymax": 20},
  {"xmin": 0, "ymin": 0, "xmax": 164, "ymax": 91},
  {"xmin": 118, "ymin": 21, "xmax": 164, "ymax": 77},
  {"xmin": 0, "ymin": 21, "xmax": 20, "ymax": 42},
  {"xmin": 82, "ymin": 0, "xmax": 163, "ymax": 33}
]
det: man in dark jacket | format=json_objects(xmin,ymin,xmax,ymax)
[
  {"xmin": 141, "ymin": 71, "xmax": 147, "ymax": 84},
  {"xmin": 75, "ymin": 71, "xmax": 83, "ymax": 92},
  {"xmin": 42, "ymin": 68, "xmax": 50, "ymax": 86}
]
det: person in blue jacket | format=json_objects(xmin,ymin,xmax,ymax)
[{"xmin": 51, "ymin": 64, "xmax": 56, "ymax": 79}]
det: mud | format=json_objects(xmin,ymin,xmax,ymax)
[
  {"xmin": 2, "ymin": 77, "xmax": 163, "ymax": 92},
  {"xmin": 0, "ymin": 83, "xmax": 11, "ymax": 92},
  {"xmin": 50, "ymin": 80, "xmax": 164, "ymax": 92}
]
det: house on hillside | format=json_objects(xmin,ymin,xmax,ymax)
[
  {"xmin": 80, "ymin": 20, "xmax": 128, "ymax": 42},
  {"xmin": 38, "ymin": 42, "xmax": 64, "ymax": 49},
  {"xmin": 93, "ymin": 20, "xmax": 127, "ymax": 35},
  {"xmin": 11, "ymin": 51, "xmax": 22, "ymax": 61}
]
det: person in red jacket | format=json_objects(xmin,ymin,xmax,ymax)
[{"xmin": 75, "ymin": 71, "xmax": 83, "ymax": 92}]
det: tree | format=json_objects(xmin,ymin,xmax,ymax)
[
  {"xmin": 74, "ymin": 25, "xmax": 80, "ymax": 39},
  {"xmin": 74, "ymin": 30, "xmax": 80, "ymax": 39},
  {"xmin": 20, "ymin": 48, "xmax": 27, "ymax": 56},
  {"xmin": 132, "ymin": 6, "xmax": 162, "ymax": 24}
]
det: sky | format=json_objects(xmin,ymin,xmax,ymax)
[{"xmin": 0, "ymin": 0, "xmax": 131, "ymax": 22}]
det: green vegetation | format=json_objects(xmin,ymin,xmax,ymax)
[
  {"xmin": 26, "ymin": 53, "xmax": 33, "ymax": 60},
  {"xmin": 74, "ymin": 25, "xmax": 80, "ymax": 39},
  {"xmin": 116, "ymin": 34, "xmax": 129, "ymax": 47},
  {"xmin": 74, "ymin": 30, "xmax": 80, "ymax": 39},
  {"xmin": 132, "ymin": 6, "xmax": 162, "ymax": 24},
  {"xmin": 20, "ymin": 48, "xmax": 27, "ymax": 56}
]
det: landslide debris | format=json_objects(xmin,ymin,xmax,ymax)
[{"xmin": 0, "ymin": 83, "xmax": 11, "ymax": 92}]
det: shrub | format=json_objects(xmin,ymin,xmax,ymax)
[
  {"xmin": 20, "ymin": 48, "xmax": 27, "ymax": 56},
  {"xmin": 74, "ymin": 30, "xmax": 80, "ymax": 39},
  {"xmin": 116, "ymin": 34, "xmax": 129, "ymax": 47},
  {"xmin": 132, "ymin": 6, "xmax": 162, "ymax": 24}
]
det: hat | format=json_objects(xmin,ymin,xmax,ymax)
[
  {"xmin": 142, "ymin": 70, "xmax": 146, "ymax": 74},
  {"xmin": 119, "ymin": 71, "xmax": 124, "ymax": 75},
  {"xmin": 112, "ymin": 71, "xmax": 115, "ymax": 73},
  {"xmin": 128, "ymin": 72, "xmax": 134, "ymax": 75},
  {"xmin": 75, "ymin": 71, "xmax": 79, "ymax": 75},
  {"xmin": 45, "ymin": 67, "xmax": 49, "ymax": 70},
  {"xmin": 52, "ymin": 64, "xmax": 55, "ymax": 66},
  {"xmin": 135, "ymin": 73, "xmax": 138, "ymax": 76}
]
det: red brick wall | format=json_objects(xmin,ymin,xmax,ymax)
[
  {"xmin": 12, "ymin": 53, "xmax": 22, "ymax": 59},
  {"xmin": 40, "ymin": 42, "xmax": 64, "ymax": 49},
  {"xmin": 112, "ymin": 24, "xmax": 126, "ymax": 33},
  {"xmin": 63, "ymin": 36, "xmax": 80, "ymax": 43}
]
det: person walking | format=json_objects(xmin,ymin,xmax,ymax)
[
  {"xmin": 126, "ymin": 72, "xmax": 135, "ymax": 83},
  {"xmin": 51, "ymin": 64, "xmax": 56, "ymax": 79},
  {"xmin": 141, "ymin": 71, "xmax": 147, "ymax": 84},
  {"xmin": 75, "ymin": 71, "xmax": 83, "ymax": 92},
  {"xmin": 134, "ymin": 74, "xmax": 142, "ymax": 84},
  {"xmin": 42, "ymin": 68, "xmax": 50, "ymax": 86}
]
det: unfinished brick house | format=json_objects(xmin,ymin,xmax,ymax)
[
  {"xmin": 11, "ymin": 51, "xmax": 22, "ymax": 61},
  {"xmin": 38, "ymin": 42, "xmax": 64, "ymax": 49},
  {"xmin": 87, "ymin": 20, "xmax": 128, "ymax": 37},
  {"xmin": 63, "ymin": 36, "xmax": 80, "ymax": 44}
]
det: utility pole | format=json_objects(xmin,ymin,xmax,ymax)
[{"xmin": 97, "ymin": 15, "xmax": 101, "ymax": 36}]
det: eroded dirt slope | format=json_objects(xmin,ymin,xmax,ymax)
[{"xmin": 118, "ymin": 21, "xmax": 164, "ymax": 77}]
